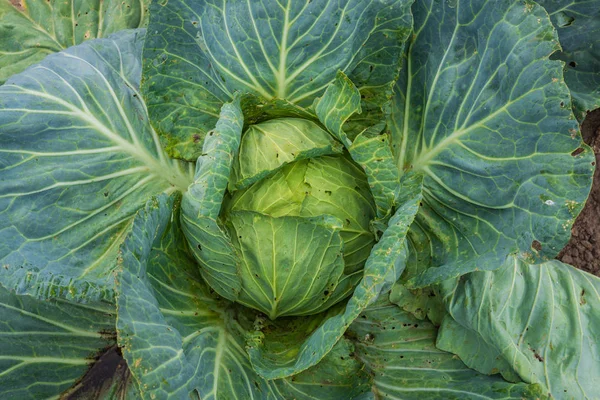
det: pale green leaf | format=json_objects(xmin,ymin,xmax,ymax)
[
  {"xmin": 226, "ymin": 211, "xmax": 345, "ymax": 319},
  {"xmin": 231, "ymin": 118, "xmax": 343, "ymax": 190},
  {"xmin": 114, "ymin": 193, "xmax": 309, "ymax": 400},
  {"xmin": 314, "ymin": 72, "xmax": 400, "ymax": 219},
  {"xmin": 0, "ymin": 0, "xmax": 149, "ymax": 83},
  {"xmin": 314, "ymin": 71, "xmax": 361, "ymax": 146},
  {"xmin": 389, "ymin": 0, "xmax": 594, "ymax": 287},
  {"xmin": 0, "ymin": 286, "xmax": 115, "ymax": 399},
  {"xmin": 0, "ymin": 29, "xmax": 192, "ymax": 302},
  {"xmin": 349, "ymin": 132, "xmax": 400, "ymax": 219},
  {"xmin": 247, "ymin": 172, "xmax": 423, "ymax": 379},
  {"xmin": 437, "ymin": 257, "xmax": 600, "ymax": 399},
  {"xmin": 348, "ymin": 298, "xmax": 548, "ymax": 400},
  {"xmin": 226, "ymin": 155, "xmax": 377, "ymax": 275}
]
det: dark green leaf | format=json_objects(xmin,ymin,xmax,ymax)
[
  {"xmin": 0, "ymin": 30, "xmax": 192, "ymax": 302},
  {"xmin": 540, "ymin": 0, "xmax": 600, "ymax": 121},
  {"xmin": 389, "ymin": 0, "xmax": 594, "ymax": 287},
  {"xmin": 0, "ymin": 0, "xmax": 149, "ymax": 83},
  {"xmin": 142, "ymin": 0, "xmax": 413, "ymax": 160},
  {"xmin": 0, "ymin": 286, "xmax": 115, "ymax": 399}
]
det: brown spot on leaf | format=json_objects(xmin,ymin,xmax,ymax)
[
  {"xmin": 529, "ymin": 347, "xmax": 544, "ymax": 362},
  {"xmin": 10, "ymin": 0, "xmax": 26, "ymax": 11}
]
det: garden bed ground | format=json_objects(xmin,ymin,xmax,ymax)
[{"xmin": 558, "ymin": 110, "xmax": 600, "ymax": 276}]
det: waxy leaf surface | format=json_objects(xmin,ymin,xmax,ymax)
[
  {"xmin": 348, "ymin": 298, "xmax": 548, "ymax": 399},
  {"xmin": 0, "ymin": 29, "xmax": 192, "ymax": 301},
  {"xmin": 247, "ymin": 172, "xmax": 423, "ymax": 379},
  {"xmin": 0, "ymin": 286, "xmax": 115, "ymax": 399},
  {"xmin": 390, "ymin": 0, "xmax": 594, "ymax": 286},
  {"xmin": 0, "ymin": 0, "xmax": 149, "ymax": 82},
  {"xmin": 142, "ymin": 0, "xmax": 413, "ymax": 160},
  {"xmin": 437, "ymin": 258, "xmax": 600, "ymax": 399},
  {"xmin": 539, "ymin": 0, "xmax": 600, "ymax": 121}
]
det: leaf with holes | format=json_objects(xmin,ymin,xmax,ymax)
[
  {"xmin": 0, "ymin": 0, "xmax": 150, "ymax": 83},
  {"xmin": 348, "ymin": 297, "xmax": 549, "ymax": 399},
  {"xmin": 141, "ymin": 0, "xmax": 413, "ymax": 160},
  {"xmin": 539, "ymin": 0, "xmax": 600, "ymax": 121},
  {"xmin": 0, "ymin": 0, "xmax": 597, "ymax": 398},
  {"xmin": 0, "ymin": 29, "xmax": 193, "ymax": 301},
  {"xmin": 389, "ymin": 0, "xmax": 595, "ymax": 287},
  {"xmin": 437, "ymin": 257, "xmax": 600, "ymax": 399}
]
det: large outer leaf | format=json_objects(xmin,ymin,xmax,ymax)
[
  {"xmin": 389, "ymin": 0, "xmax": 595, "ymax": 287},
  {"xmin": 539, "ymin": 0, "xmax": 600, "ymax": 121},
  {"xmin": 247, "ymin": 172, "xmax": 423, "ymax": 379},
  {"xmin": 348, "ymin": 298, "xmax": 548, "ymax": 400},
  {"xmin": 437, "ymin": 258, "xmax": 600, "ymax": 399},
  {"xmin": 142, "ymin": 0, "xmax": 413, "ymax": 160},
  {"xmin": 0, "ymin": 29, "xmax": 193, "ymax": 302},
  {"xmin": 0, "ymin": 286, "xmax": 115, "ymax": 399},
  {"xmin": 0, "ymin": 0, "xmax": 149, "ymax": 83},
  {"xmin": 116, "ymin": 194, "xmax": 195, "ymax": 400}
]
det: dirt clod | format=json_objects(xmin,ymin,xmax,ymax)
[{"xmin": 558, "ymin": 110, "xmax": 600, "ymax": 276}]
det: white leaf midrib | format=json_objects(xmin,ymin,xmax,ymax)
[{"xmin": 4, "ymin": 84, "xmax": 190, "ymax": 191}]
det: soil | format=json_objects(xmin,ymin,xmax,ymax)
[{"xmin": 557, "ymin": 110, "xmax": 600, "ymax": 276}]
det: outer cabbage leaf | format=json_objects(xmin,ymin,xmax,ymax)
[
  {"xmin": 246, "ymin": 172, "xmax": 423, "ymax": 379},
  {"xmin": 181, "ymin": 99, "xmax": 244, "ymax": 302},
  {"xmin": 0, "ymin": 29, "xmax": 192, "ymax": 302},
  {"xmin": 539, "ymin": 0, "xmax": 600, "ymax": 121},
  {"xmin": 390, "ymin": 0, "xmax": 595, "ymax": 287},
  {"xmin": 437, "ymin": 257, "xmax": 600, "ymax": 399},
  {"xmin": 0, "ymin": 286, "xmax": 115, "ymax": 399},
  {"xmin": 272, "ymin": 338, "xmax": 371, "ymax": 400},
  {"xmin": 348, "ymin": 298, "xmax": 548, "ymax": 399},
  {"xmin": 142, "ymin": 0, "xmax": 413, "ymax": 160},
  {"xmin": 0, "ymin": 0, "xmax": 149, "ymax": 83}
]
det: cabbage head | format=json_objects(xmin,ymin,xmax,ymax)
[{"xmin": 0, "ymin": 0, "xmax": 599, "ymax": 399}]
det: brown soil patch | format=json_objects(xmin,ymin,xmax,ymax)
[{"xmin": 558, "ymin": 110, "xmax": 600, "ymax": 276}]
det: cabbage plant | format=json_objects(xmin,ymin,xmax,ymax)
[{"xmin": 0, "ymin": 0, "xmax": 599, "ymax": 399}]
